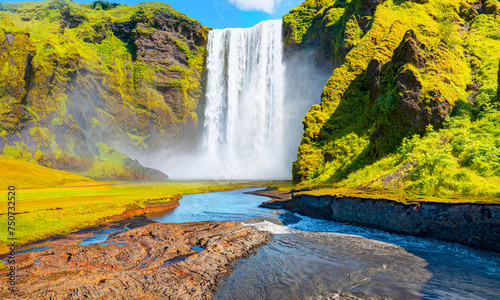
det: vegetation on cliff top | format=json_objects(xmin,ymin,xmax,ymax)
[
  {"xmin": 0, "ymin": 0, "xmax": 209, "ymax": 179},
  {"xmin": 286, "ymin": 0, "xmax": 500, "ymax": 200}
]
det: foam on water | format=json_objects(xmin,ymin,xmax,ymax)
[
  {"xmin": 147, "ymin": 188, "xmax": 500, "ymax": 299},
  {"xmin": 243, "ymin": 220, "xmax": 293, "ymax": 235}
]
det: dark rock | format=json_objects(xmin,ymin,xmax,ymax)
[
  {"xmin": 361, "ymin": 0, "xmax": 382, "ymax": 16},
  {"xmin": 108, "ymin": 10, "xmax": 207, "ymax": 119},
  {"xmin": 397, "ymin": 68, "xmax": 451, "ymax": 131},
  {"xmin": 135, "ymin": 30, "xmax": 189, "ymax": 65},
  {"xmin": 280, "ymin": 194, "xmax": 500, "ymax": 252},
  {"xmin": 498, "ymin": 60, "xmax": 500, "ymax": 100},
  {"xmin": 279, "ymin": 211, "xmax": 303, "ymax": 226},
  {"xmin": 248, "ymin": 189, "xmax": 293, "ymax": 201},
  {"xmin": 366, "ymin": 59, "xmax": 382, "ymax": 81},
  {"xmin": 385, "ymin": 30, "xmax": 450, "ymax": 133},
  {"xmin": 466, "ymin": 82, "xmax": 480, "ymax": 92},
  {"xmin": 484, "ymin": 0, "xmax": 500, "ymax": 14},
  {"xmin": 59, "ymin": 6, "xmax": 87, "ymax": 29},
  {"xmin": 251, "ymin": 189, "xmax": 296, "ymax": 209},
  {"xmin": 260, "ymin": 199, "xmax": 291, "ymax": 209},
  {"xmin": 408, "ymin": 0, "xmax": 429, "ymax": 3},
  {"xmin": 397, "ymin": 67, "xmax": 424, "ymax": 122},
  {"xmin": 290, "ymin": 187, "xmax": 312, "ymax": 193},
  {"xmin": 90, "ymin": 1, "xmax": 121, "ymax": 11},
  {"xmin": 366, "ymin": 59, "xmax": 382, "ymax": 102},
  {"xmin": 363, "ymin": 0, "xmax": 381, "ymax": 10},
  {"xmin": 394, "ymin": 29, "xmax": 427, "ymax": 68},
  {"xmin": 0, "ymin": 221, "xmax": 269, "ymax": 299}
]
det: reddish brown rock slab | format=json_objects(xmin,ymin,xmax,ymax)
[
  {"xmin": 250, "ymin": 188, "xmax": 309, "ymax": 210},
  {"xmin": 0, "ymin": 221, "xmax": 269, "ymax": 299}
]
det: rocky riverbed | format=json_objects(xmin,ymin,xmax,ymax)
[
  {"xmin": 258, "ymin": 190, "xmax": 500, "ymax": 252},
  {"xmin": 0, "ymin": 217, "xmax": 269, "ymax": 299}
]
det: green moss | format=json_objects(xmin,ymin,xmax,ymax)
[
  {"xmin": 2, "ymin": 142, "xmax": 38, "ymax": 164},
  {"xmin": 289, "ymin": 0, "xmax": 500, "ymax": 199},
  {"xmin": 0, "ymin": 0, "xmax": 209, "ymax": 180},
  {"xmin": 90, "ymin": 117, "xmax": 100, "ymax": 128}
]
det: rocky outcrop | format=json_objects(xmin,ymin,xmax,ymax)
[
  {"xmin": 0, "ymin": 1, "xmax": 209, "ymax": 179},
  {"xmin": 365, "ymin": 59, "xmax": 382, "ymax": 102},
  {"xmin": 393, "ymin": 30, "xmax": 428, "ymax": 69},
  {"xmin": 396, "ymin": 67, "xmax": 451, "ymax": 131},
  {"xmin": 0, "ymin": 23, "xmax": 35, "ymax": 134},
  {"xmin": 123, "ymin": 158, "xmax": 169, "ymax": 180},
  {"xmin": 288, "ymin": 0, "xmax": 500, "ymax": 187},
  {"xmin": 0, "ymin": 220, "xmax": 269, "ymax": 299},
  {"xmin": 378, "ymin": 30, "xmax": 451, "ymax": 133},
  {"xmin": 265, "ymin": 193, "xmax": 500, "ymax": 252},
  {"xmin": 362, "ymin": 0, "xmax": 382, "ymax": 15},
  {"xmin": 484, "ymin": 0, "xmax": 500, "ymax": 14}
]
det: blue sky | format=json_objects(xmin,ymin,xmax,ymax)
[
  {"xmin": 2, "ymin": 0, "xmax": 305, "ymax": 29},
  {"xmin": 164, "ymin": 0, "xmax": 304, "ymax": 29}
]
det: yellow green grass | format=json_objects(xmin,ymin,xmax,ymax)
[
  {"xmin": 287, "ymin": 0, "xmax": 500, "ymax": 199},
  {"xmin": 298, "ymin": 187, "xmax": 500, "ymax": 205},
  {"xmin": 0, "ymin": 158, "xmax": 279, "ymax": 255},
  {"xmin": 0, "ymin": 0, "xmax": 210, "ymax": 180},
  {"xmin": 0, "ymin": 157, "xmax": 97, "ymax": 189}
]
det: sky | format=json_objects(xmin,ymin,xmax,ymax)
[{"xmin": 2, "ymin": 0, "xmax": 305, "ymax": 29}]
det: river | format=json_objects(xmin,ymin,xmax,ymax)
[{"xmin": 148, "ymin": 187, "xmax": 500, "ymax": 300}]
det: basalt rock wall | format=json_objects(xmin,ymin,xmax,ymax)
[{"xmin": 287, "ymin": 194, "xmax": 500, "ymax": 252}]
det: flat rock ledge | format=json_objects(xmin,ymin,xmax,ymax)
[
  {"xmin": 0, "ymin": 221, "xmax": 269, "ymax": 299},
  {"xmin": 260, "ymin": 192, "xmax": 500, "ymax": 252}
]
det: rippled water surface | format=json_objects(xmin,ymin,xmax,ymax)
[{"xmin": 149, "ymin": 188, "xmax": 500, "ymax": 299}]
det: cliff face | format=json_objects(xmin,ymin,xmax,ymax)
[
  {"xmin": 0, "ymin": 0, "xmax": 209, "ymax": 179},
  {"xmin": 286, "ymin": 0, "xmax": 500, "ymax": 199},
  {"xmin": 271, "ymin": 193, "xmax": 500, "ymax": 252}
]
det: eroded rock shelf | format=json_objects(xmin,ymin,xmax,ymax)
[{"xmin": 0, "ymin": 219, "xmax": 269, "ymax": 299}]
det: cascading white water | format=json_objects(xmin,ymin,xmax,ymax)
[
  {"xmin": 141, "ymin": 19, "xmax": 330, "ymax": 179},
  {"xmin": 202, "ymin": 20, "xmax": 287, "ymax": 179}
]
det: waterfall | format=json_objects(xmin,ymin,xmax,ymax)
[
  {"xmin": 141, "ymin": 19, "xmax": 331, "ymax": 180},
  {"xmin": 201, "ymin": 20, "xmax": 287, "ymax": 179}
]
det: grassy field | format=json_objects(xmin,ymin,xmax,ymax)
[
  {"xmin": 0, "ymin": 158, "xmax": 284, "ymax": 255},
  {"xmin": 298, "ymin": 187, "xmax": 500, "ymax": 205},
  {"xmin": 3, "ymin": 153, "xmax": 499, "ymax": 257}
]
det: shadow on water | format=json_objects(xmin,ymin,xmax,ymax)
[{"xmin": 287, "ymin": 216, "xmax": 500, "ymax": 300}]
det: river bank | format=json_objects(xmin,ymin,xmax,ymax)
[
  {"xmin": 0, "ymin": 216, "xmax": 269, "ymax": 299},
  {"xmin": 256, "ymin": 190, "xmax": 500, "ymax": 252},
  {"xmin": 0, "ymin": 180, "xmax": 282, "ymax": 256}
]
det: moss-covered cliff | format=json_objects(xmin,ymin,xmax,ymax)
[
  {"xmin": 0, "ymin": 0, "xmax": 209, "ymax": 179},
  {"xmin": 287, "ymin": 0, "xmax": 500, "ymax": 198}
]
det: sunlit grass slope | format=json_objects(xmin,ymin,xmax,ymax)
[
  {"xmin": 0, "ymin": 0, "xmax": 209, "ymax": 180},
  {"xmin": 0, "ymin": 157, "xmax": 96, "ymax": 188},
  {"xmin": 285, "ymin": 0, "xmax": 500, "ymax": 200},
  {"xmin": 0, "ymin": 158, "xmax": 275, "ymax": 254}
]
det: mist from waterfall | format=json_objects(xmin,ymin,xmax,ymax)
[
  {"xmin": 202, "ymin": 20, "xmax": 286, "ymax": 179},
  {"xmin": 143, "ymin": 19, "xmax": 331, "ymax": 180}
]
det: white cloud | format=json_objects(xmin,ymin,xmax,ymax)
[{"xmin": 228, "ymin": 0, "xmax": 283, "ymax": 14}]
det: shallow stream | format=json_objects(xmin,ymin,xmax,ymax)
[{"xmin": 148, "ymin": 188, "xmax": 500, "ymax": 300}]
